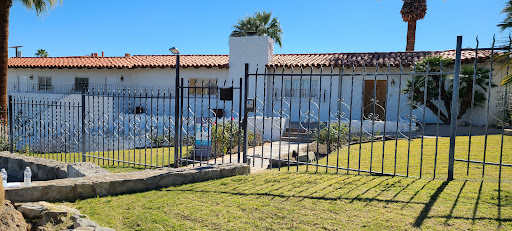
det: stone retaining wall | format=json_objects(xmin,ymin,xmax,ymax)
[
  {"xmin": 0, "ymin": 152, "xmax": 68, "ymax": 181},
  {"xmin": 0, "ymin": 152, "xmax": 112, "ymax": 181},
  {"xmin": 5, "ymin": 163, "xmax": 250, "ymax": 202}
]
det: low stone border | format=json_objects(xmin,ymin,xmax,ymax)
[
  {"xmin": 5, "ymin": 163, "xmax": 250, "ymax": 202},
  {"xmin": 0, "ymin": 152, "xmax": 111, "ymax": 181}
]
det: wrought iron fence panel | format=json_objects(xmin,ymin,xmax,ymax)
[
  {"xmin": 3, "ymin": 35, "xmax": 511, "ymax": 181},
  {"xmin": 243, "ymin": 36, "xmax": 511, "ymax": 181}
]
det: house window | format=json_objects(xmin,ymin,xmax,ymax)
[
  {"xmin": 38, "ymin": 77, "xmax": 52, "ymax": 91},
  {"xmin": 75, "ymin": 77, "xmax": 89, "ymax": 92},
  {"xmin": 189, "ymin": 78, "xmax": 218, "ymax": 95},
  {"xmin": 284, "ymin": 79, "xmax": 319, "ymax": 98}
]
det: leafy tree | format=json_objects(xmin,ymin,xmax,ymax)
[
  {"xmin": 0, "ymin": 0, "xmax": 60, "ymax": 117},
  {"xmin": 400, "ymin": 0, "xmax": 427, "ymax": 51},
  {"xmin": 34, "ymin": 48, "xmax": 48, "ymax": 57},
  {"xmin": 230, "ymin": 11, "xmax": 283, "ymax": 47},
  {"xmin": 403, "ymin": 56, "xmax": 495, "ymax": 124}
]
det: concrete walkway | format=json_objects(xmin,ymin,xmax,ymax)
[{"xmin": 215, "ymin": 141, "xmax": 310, "ymax": 173}]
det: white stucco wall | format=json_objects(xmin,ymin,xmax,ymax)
[
  {"xmin": 6, "ymin": 34, "xmax": 507, "ymax": 128},
  {"xmin": 266, "ymin": 64, "xmax": 505, "ymax": 127}
]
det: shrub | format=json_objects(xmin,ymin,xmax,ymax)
[
  {"xmin": 149, "ymin": 134, "xmax": 167, "ymax": 147},
  {"xmin": 0, "ymin": 137, "xmax": 8, "ymax": 151},
  {"xmin": 211, "ymin": 119, "xmax": 262, "ymax": 156},
  {"xmin": 313, "ymin": 122, "xmax": 349, "ymax": 148}
]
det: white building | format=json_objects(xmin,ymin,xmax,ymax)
[{"xmin": 7, "ymin": 35, "xmax": 504, "ymax": 130}]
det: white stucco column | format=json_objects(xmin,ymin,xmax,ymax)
[{"xmin": 228, "ymin": 36, "xmax": 274, "ymax": 117}]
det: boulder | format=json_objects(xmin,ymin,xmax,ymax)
[
  {"xmin": 73, "ymin": 217, "xmax": 100, "ymax": 228},
  {"xmin": 0, "ymin": 200, "xmax": 29, "ymax": 231},
  {"xmin": 17, "ymin": 202, "xmax": 47, "ymax": 219}
]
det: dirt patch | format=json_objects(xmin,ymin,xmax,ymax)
[{"xmin": 0, "ymin": 200, "xmax": 29, "ymax": 231}]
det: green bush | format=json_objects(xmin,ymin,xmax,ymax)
[
  {"xmin": 313, "ymin": 122, "xmax": 349, "ymax": 148},
  {"xmin": 0, "ymin": 136, "xmax": 8, "ymax": 151},
  {"xmin": 211, "ymin": 120, "xmax": 262, "ymax": 156},
  {"xmin": 149, "ymin": 133, "xmax": 194, "ymax": 148}
]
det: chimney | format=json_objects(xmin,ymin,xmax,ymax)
[
  {"xmin": 16, "ymin": 50, "xmax": 22, "ymax": 58},
  {"xmin": 228, "ymin": 35, "xmax": 274, "ymax": 109},
  {"xmin": 125, "ymin": 53, "xmax": 131, "ymax": 57},
  {"xmin": 101, "ymin": 51, "xmax": 104, "ymax": 57}
]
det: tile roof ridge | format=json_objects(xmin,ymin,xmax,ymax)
[
  {"xmin": 131, "ymin": 54, "xmax": 229, "ymax": 57},
  {"xmin": 273, "ymin": 50, "xmax": 459, "ymax": 56}
]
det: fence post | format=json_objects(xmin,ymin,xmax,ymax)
[
  {"xmin": 448, "ymin": 35, "xmax": 463, "ymax": 181},
  {"xmin": 242, "ymin": 63, "xmax": 249, "ymax": 164},
  {"xmin": 174, "ymin": 54, "xmax": 180, "ymax": 168},
  {"xmin": 81, "ymin": 92, "xmax": 86, "ymax": 162},
  {"xmin": 8, "ymin": 95, "xmax": 13, "ymax": 153}
]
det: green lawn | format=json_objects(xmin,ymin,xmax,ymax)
[
  {"xmin": 66, "ymin": 171, "xmax": 512, "ymax": 230},
  {"xmin": 21, "ymin": 146, "xmax": 192, "ymax": 173},
  {"xmin": 277, "ymin": 135, "xmax": 511, "ymax": 181}
]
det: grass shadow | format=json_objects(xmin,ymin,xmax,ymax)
[{"xmin": 413, "ymin": 181, "xmax": 449, "ymax": 228}]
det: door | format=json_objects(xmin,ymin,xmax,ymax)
[{"xmin": 363, "ymin": 80, "xmax": 387, "ymax": 120}]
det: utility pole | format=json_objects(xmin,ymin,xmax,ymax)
[{"xmin": 9, "ymin": 46, "xmax": 23, "ymax": 57}]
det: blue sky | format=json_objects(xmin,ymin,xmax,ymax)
[{"xmin": 7, "ymin": 0, "xmax": 510, "ymax": 57}]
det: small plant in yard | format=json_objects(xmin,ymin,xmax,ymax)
[
  {"xmin": 313, "ymin": 122, "xmax": 349, "ymax": 149},
  {"xmin": 211, "ymin": 119, "xmax": 262, "ymax": 156},
  {"xmin": 0, "ymin": 137, "xmax": 8, "ymax": 151},
  {"xmin": 149, "ymin": 134, "xmax": 167, "ymax": 148}
]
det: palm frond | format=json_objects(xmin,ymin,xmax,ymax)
[
  {"xmin": 18, "ymin": 0, "xmax": 61, "ymax": 16},
  {"xmin": 499, "ymin": 0, "xmax": 512, "ymax": 31},
  {"xmin": 230, "ymin": 11, "xmax": 283, "ymax": 47}
]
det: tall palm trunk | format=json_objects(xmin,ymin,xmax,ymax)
[
  {"xmin": 0, "ymin": 1, "xmax": 7, "ymax": 207},
  {"xmin": 0, "ymin": 0, "xmax": 11, "ymax": 122},
  {"xmin": 406, "ymin": 20, "xmax": 417, "ymax": 51}
]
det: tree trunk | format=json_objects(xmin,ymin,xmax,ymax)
[
  {"xmin": 0, "ymin": 0, "xmax": 11, "ymax": 122},
  {"xmin": 406, "ymin": 20, "xmax": 416, "ymax": 52},
  {"xmin": 0, "ymin": 0, "xmax": 10, "ymax": 209},
  {"xmin": 413, "ymin": 88, "xmax": 450, "ymax": 124}
]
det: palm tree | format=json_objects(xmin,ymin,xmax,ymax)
[
  {"xmin": 0, "ymin": 0, "xmax": 59, "ymax": 207},
  {"xmin": 0, "ymin": 0, "xmax": 59, "ymax": 118},
  {"xmin": 498, "ymin": 0, "xmax": 512, "ymax": 85},
  {"xmin": 34, "ymin": 48, "xmax": 49, "ymax": 57},
  {"xmin": 230, "ymin": 11, "xmax": 283, "ymax": 47},
  {"xmin": 400, "ymin": 0, "xmax": 427, "ymax": 51},
  {"xmin": 403, "ymin": 56, "xmax": 495, "ymax": 124}
]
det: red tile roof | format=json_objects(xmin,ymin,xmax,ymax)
[
  {"xmin": 269, "ymin": 50, "xmax": 494, "ymax": 67},
  {"xmin": 8, "ymin": 55, "xmax": 229, "ymax": 69},
  {"xmin": 7, "ymin": 50, "xmax": 493, "ymax": 69}
]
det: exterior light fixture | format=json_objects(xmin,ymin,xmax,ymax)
[
  {"xmin": 169, "ymin": 47, "xmax": 180, "ymax": 55},
  {"xmin": 169, "ymin": 46, "xmax": 180, "ymax": 167},
  {"xmin": 120, "ymin": 76, "xmax": 124, "ymax": 82}
]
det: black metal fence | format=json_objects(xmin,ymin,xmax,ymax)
[
  {"xmin": 244, "ymin": 36, "xmax": 511, "ymax": 181},
  {"xmin": 7, "ymin": 81, "xmax": 243, "ymax": 168},
  {"xmin": 3, "ymin": 36, "xmax": 511, "ymax": 181}
]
